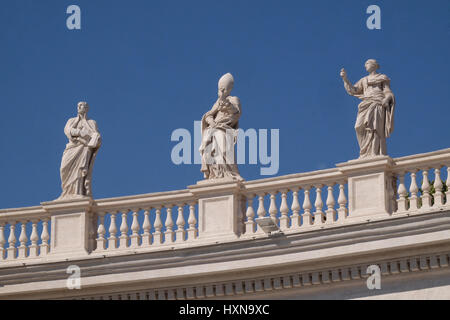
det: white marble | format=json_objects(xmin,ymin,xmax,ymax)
[
  {"xmin": 341, "ymin": 59, "xmax": 395, "ymax": 158},
  {"xmin": 199, "ymin": 73, "xmax": 243, "ymax": 181},
  {"xmin": 1, "ymin": 148, "xmax": 450, "ymax": 300},
  {"xmin": 58, "ymin": 102, "xmax": 101, "ymax": 200}
]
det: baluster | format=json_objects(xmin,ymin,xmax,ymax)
[
  {"xmin": 176, "ymin": 204, "xmax": 186, "ymax": 242},
  {"xmin": 390, "ymin": 173, "xmax": 398, "ymax": 213},
  {"xmin": 421, "ymin": 169, "xmax": 431, "ymax": 208},
  {"xmin": 396, "ymin": 172, "xmax": 408, "ymax": 212},
  {"xmin": 29, "ymin": 220, "xmax": 39, "ymax": 258},
  {"xmin": 446, "ymin": 166, "xmax": 450, "ymax": 205},
  {"xmin": 302, "ymin": 187, "xmax": 313, "ymax": 227},
  {"xmin": 165, "ymin": 206, "xmax": 175, "ymax": 243},
  {"xmin": 245, "ymin": 195, "xmax": 256, "ymax": 234},
  {"xmin": 153, "ymin": 207, "xmax": 163, "ymax": 245},
  {"xmin": 291, "ymin": 188, "xmax": 301, "ymax": 228},
  {"xmin": 326, "ymin": 184, "xmax": 336, "ymax": 224},
  {"xmin": 88, "ymin": 213, "xmax": 97, "ymax": 253},
  {"xmin": 238, "ymin": 195, "xmax": 246, "ymax": 236},
  {"xmin": 96, "ymin": 212, "xmax": 106, "ymax": 251},
  {"xmin": 256, "ymin": 194, "xmax": 266, "ymax": 232},
  {"xmin": 130, "ymin": 209, "xmax": 140, "ymax": 248},
  {"xmin": 268, "ymin": 192, "xmax": 279, "ymax": 225},
  {"xmin": 119, "ymin": 209, "xmax": 129, "ymax": 249},
  {"xmin": 40, "ymin": 218, "xmax": 50, "ymax": 256},
  {"xmin": 257, "ymin": 194, "xmax": 266, "ymax": 219},
  {"xmin": 7, "ymin": 222, "xmax": 17, "ymax": 260},
  {"xmin": 337, "ymin": 182, "xmax": 348, "ymax": 221},
  {"xmin": 141, "ymin": 209, "xmax": 152, "ymax": 246},
  {"xmin": 108, "ymin": 211, "xmax": 118, "ymax": 249},
  {"xmin": 279, "ymin": 190, "xmax": 290, "ymax": 230},
  {"xmin": 314, "ymin": 185, "xmax": 324, "ymax": 225},
  {"xmin": 409, "ymin": 171, "xmax": 420, "ymax": 210},
  {"xmin": 433, "ymin": 167, "xmax": 444, "ymax": 207},
  {"xmin": 187, "ymin": 203, "xmax": 198, "ymax": 239},
  {"xmin": 18, "ymin": 221, "xmax": 28, "ymax": 259},
  {"xmin": 0, "ymin": 222, "xmax": 5, "ymax": 260}
]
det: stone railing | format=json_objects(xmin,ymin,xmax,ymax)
[
  {"xmin": 92, "ymin": 189, "xmax": 199, "ymax": 253},
  {"xmin": 392, "ymin": 149, "xmax": 450, "ymax": 215},
  {"xmin": 0, "ymin": 206, "xmax": 50, "ymax": 262},
  {"xmin": 241, "ymin": 167, "xmax": 348, "ymax": 235},
  {"xmin": 1, "ymin": 148, "xmax": 450, "ymax": 265}
]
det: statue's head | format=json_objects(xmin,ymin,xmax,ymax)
[
  {"xmin": 218, "ymin": 73, "xmax": 234, "ymax": 99},
  {"xmin": 365, "ymin": 59, "xmax": 380, "ymax": 73},
  {"xmin": 77, "ymin": 101, "xmax": 89, "ymax": 115}
]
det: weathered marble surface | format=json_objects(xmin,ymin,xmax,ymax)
[
  {"xmin": 199, "ymin": 73, "xmax": 243, "ymax": 181},
  {"xmin": 341, "ymin": 59, "xmax": 395, "ymax": 158},
  {"xmin": 58, "ymin": 102, "xmax": 101, "ymax": 200}
]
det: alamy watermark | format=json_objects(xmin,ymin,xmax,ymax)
[
  {"xmin": 66, "ymin": 5, "xmax": 81, "ymax": 30},
  {"xmin": 66, "ymin": 265, "xmax": 81, "ymax": 290},
  {"xmin": 366, "ymin": 265, "xmax": 381, "ymax": 290},
  {"xmin": 366, "ymin": 5, "xmax": 381, "ymax": 30},
  {"xmin": 171, "ymin": 121, "xmax": 279, "ymax": 176}
]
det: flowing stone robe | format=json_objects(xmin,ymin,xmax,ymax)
[
  {"xmin": 199, "ymin": 96, "xmax": 243, "ymax": 180},
  {"xmin": 344, "ymin": 73, "xmax": 395, "ymax": 158},
  {"xmin": 58, "ymin": 116, "xmax": 101, "ymax": 200}
]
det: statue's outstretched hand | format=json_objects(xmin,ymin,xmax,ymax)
[{"xmin": 340, "ymin": 68, "xmax": 347, "ymax": 80}]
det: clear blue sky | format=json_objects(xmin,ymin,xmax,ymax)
[{"xmin": 0, "ymin": 0, "xmax": 449, "ymax": 209}]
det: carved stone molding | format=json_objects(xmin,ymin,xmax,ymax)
[{"xmin": 73, "ymin": 251, "xmax": 450, "ymax": 300}]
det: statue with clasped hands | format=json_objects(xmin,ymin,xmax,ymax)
[{"xmin": 57, "ymin": 101, "xmax": 101, "ymax": 200}]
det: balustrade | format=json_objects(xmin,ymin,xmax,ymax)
[
  {"xmin": 0, "ymin": 213, "xmax": 50, "ymax": 261},
  {"xmin": 1, "ymin": 148, "xmax": 450, "ymax": 265},
  {"xmin": 393, "ymin": 162, "xmax": 450, "ymax": 214},
  {"xmin": 243, "ymin": 178, "xmax": 348, "ymax": 235},
  {"xmin": 95, "ymin": 202, "xmax": 198, "ymax": 252}
]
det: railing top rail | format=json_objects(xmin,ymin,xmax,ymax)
[
  {"xmin": 243, "ymin": 167, "xmax": 345, "ymax": 194},
  {"xmin": 0, "ymin": 205, "xmax": 48, "ymax": 221},
  {"xmin": 93, "ymin": 188, "xmax": 195, "ymax": 212},
  {"xmin": 392, "ymin": 148, "xmax": 450, "ymax": 172},
  {"xmin": 0, "ymin": 189, "xmax": 196, "ymax": 218}
]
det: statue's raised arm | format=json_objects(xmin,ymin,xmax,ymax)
[{"xmin": 340, "ymin": 68, "xmax": 363, "ymax": 97}]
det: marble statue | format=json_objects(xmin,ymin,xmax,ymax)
[
  {"xmin": 58, "ymin": 102, "xmax": 101, "ymax": 200},
  {"xmin": 340, "ymin": 59, "xmax": 395, "ymax": 158},
  {"xmin": 199, "ymin": 73, "xmax": 243, "ymax": 181}
]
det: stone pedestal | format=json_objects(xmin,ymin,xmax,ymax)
[
  {"xmin": 41, "ymin": 198, "xmax": 95, "ymax": 257},
  {"xmin": 188, "ymin": 178, "xmax": 245, "ymax": 242},
  {"xmin": 337, "ymin": 156, "xmax": 395, "ymax": 222}
]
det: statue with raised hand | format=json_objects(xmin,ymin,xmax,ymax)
[{"xmin": 341, "ymin": 59, "xmax": 395, "ymax": 158}]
